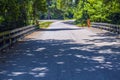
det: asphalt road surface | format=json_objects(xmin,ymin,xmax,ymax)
[{"xmin": 0, "ymin": 20, "xmax": 120, "ymax": 80}]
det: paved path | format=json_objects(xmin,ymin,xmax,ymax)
[{"xmin": 0, "ymin": 21, "xmax": 120, "ymax": 80}]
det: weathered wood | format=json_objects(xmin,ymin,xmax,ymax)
[
  {"xmin": 0, "ymin": 25, "xmax": 36, "ymax": 51},
  {"xmin": 91, "ymin": 22, "xmax": 120, "ymax": 34}
]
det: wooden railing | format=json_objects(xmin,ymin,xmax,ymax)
[
  {"xmin": 91, "ymin": 22, "xmax": 120, "ymax": 34},
  {"xmin": 0, "ymin": 25, "xmax": 37, "ymax": 51}
]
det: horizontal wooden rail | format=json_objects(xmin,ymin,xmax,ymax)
[
  {"xmin": 91, "ymin": 22, "xmax": 120, "ymax": 34},
  {"xmin": 0, "ymin": 25, "xmax": 37, "ymax": 51}
]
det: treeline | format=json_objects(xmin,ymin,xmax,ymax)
[
  {"xmin": 0, "ymin": 0, "xmax": 120, "ymax": 32},
  {"xmin": 0, "ymin": 0, "xmax": 46, "ymax": 32},
  {"xmin": 41, "ymin": 0, "xmax": 74, "ymax": 19},
  {"xmin": 73, "ymin": 0, "xmax": 120, "ymax": 25},
  {"xmin": 43, "ymin": 0, "xmax": 120, "ymax": 25}
]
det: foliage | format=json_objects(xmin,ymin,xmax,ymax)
[
  {"xmin": 41, "ymin": 0, "xmax": 75, "ymax": 19},
  {"xmin": 74, "ymin": 0, "xmax": 120, "ymax": 25},
  {"xmin": 0, "ymin": 0, "xmax": 47, "ymax": 32},
  {"xmin": 0, "ymin": 0, "xmax": 120, "ymax": 32},
  {"xmin": 43, "ymin": 0, "xmax": 120, "ymax": 25}
]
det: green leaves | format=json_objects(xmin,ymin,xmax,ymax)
[
  {"xmin": 0, "ymin": 0, "xmax": 47, "ymax": 31},
  {"xmin": 74, "ymin": 0, "xmax": 120, "ymax": 24}
]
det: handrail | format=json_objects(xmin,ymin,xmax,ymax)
[
  {"xmin": 0, "ymin": 25, "xmax": 37, "ymax": 51},
  {"xmin": 91, "ymin": 22, "xmax": 120, "ymax": 34}
]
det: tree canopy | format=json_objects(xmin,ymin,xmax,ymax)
[
  {"xmin": 0, "ymin": 0, "xmax": 47, "ymax": 32},
  {"xmin": 73, "ymin": 0, "xmax": 120, "ymax": 24},
  {"xmin": 41, "ymin": 0, "xmax": 120, "ymax": 24},
  {"xmin": 0, "ymin": 0, "xmax": 120, "ymax": 32}
]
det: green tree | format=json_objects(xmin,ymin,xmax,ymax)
[
  {"xmin": 74, "ymin": 0, "xmax": 120, "ymax": 24},
  {"xmin": 0, "ymin": 0, "xmax": 47, "ymax": 32}
]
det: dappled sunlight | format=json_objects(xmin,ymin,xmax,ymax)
[
  {"xmin": 34, "ymin": 73, "xmax": 46, "ymax": 77},
  {"xmin": 0, "ymin": 39, "xmax": 120, "ymax": 80},
  {"xmin": 0, "ymin": 71, "xmax": 7, "ymax": 74},
  {"xmin": 75, "ymin": 54, "xmax": 89, "ymax": 59},
  {"xmin": 98, "ymin": 49, "xmax": 119, "ymax": 54},
  {"xmin": 32, "ymin": 67, "xmax": 48, "ymax": 72},
  {"xmin": 92, "ymin": 56, "xmax": 105, "ymax": 63},
  {"xmin": 8, "ymin": 72, "xmax": 26, "ymax": 76},
  {"xmin": 0, "ymin": 0, "xmax": 120, "ymax": 79},
  {"xmin": 53, "ymin": 54, "xmax": 63, "ymax": 58},
  {"xmin": 56, "ymin": 62, "xmax": 65, "ymax": 65},
  {"xmin": 35, "ymin": 48, "xmax": 46, "ymax": 52},
  {"xmin": 26, "ymin": 54, "xmax": 34, "ymax": 56},
  {"xmin": 70, "ymin": 45, "xmax": 97, "ymax": 52}
]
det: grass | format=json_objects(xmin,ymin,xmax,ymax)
[
  {"xmin": 76, "ymin": 23, "xmax": 88, "ymax": 27},
  {"xmin": 73, "ymin": 21, "xmax": 87, "ymax": 27},
  {"xmin": 38, "ymin": 22, "xmax": 53, "ymax": 29}
]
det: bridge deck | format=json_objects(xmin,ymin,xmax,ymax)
[{"xmin": 0, "ymin": 21, "xmax": 120, "ymax": 80}]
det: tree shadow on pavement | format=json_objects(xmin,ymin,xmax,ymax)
[
  {"xmin": 0, "ymin": 38, "xmax": 120, "ymax": 80},
  {"xmin": 62, "ymin": 21, "xmax": 75, "ymax": 25},
  {"xmin": 39, "ymin": 28, "xmax": 82, "ymax": 31}
]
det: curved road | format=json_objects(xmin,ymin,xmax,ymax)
[{"xmin": 0, "ymin": 21, "xmax": 120, "ymax": 80}]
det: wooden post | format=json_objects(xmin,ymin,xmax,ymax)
[
  {"xmin": 87, "ymin": 19, "xmax": 91, "ymax": 28},
  {"xmin": 36, "ymin": 20, "xmax": 39, "ymax": 26}
]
